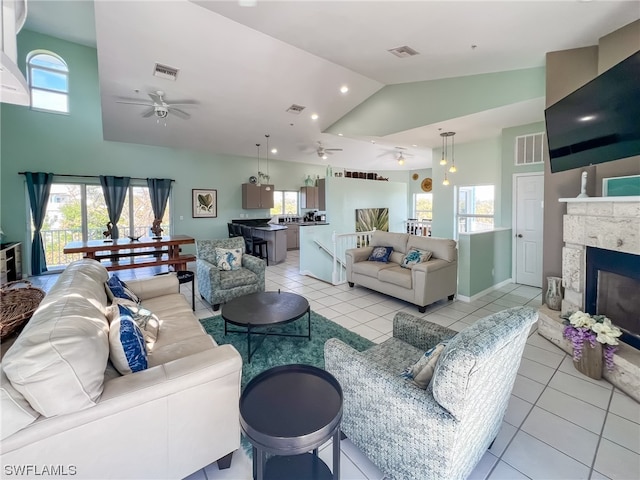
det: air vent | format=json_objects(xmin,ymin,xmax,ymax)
[
  {"xmin": 153, "ymin": 63, "xmax": 179, "ymax": 81},
  {"xmin": 515, "ymin": 132, "xmax": 546, "ymax": 165},
  {"xmin": 286, "ymin": 104, "xmax": 306, "ymax": 114},
  {"xmin": 387, "ymin": 46, "xmax": 420, "ymax": 58}
]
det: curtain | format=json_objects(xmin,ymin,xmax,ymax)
[
  {"xmin": 146, "ymin": 178, "xmax": 172, "ymax": 222},
  {"xmin": 25, "ymin": 172, "xmax": 53, "ymax": 275},
  {"xmin": 99, "ymin": 175, "xmax": 130, "ymax": 239}
]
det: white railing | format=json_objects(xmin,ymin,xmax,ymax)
[
  {"xmin": 330, "ymin": 229, "xmax": 375, "ymax": 285},
  {"xmin": 404, "ymin": 219, "xmax": 432, "ymax": 237}
]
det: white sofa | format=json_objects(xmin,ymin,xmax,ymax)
[
  {"xmin": 346, "ymin": 231, "xmax": 458, "ymax": 313},
  {"xmin": 1, "ymin": 259, "xmax": 242, "ymax": 480}
]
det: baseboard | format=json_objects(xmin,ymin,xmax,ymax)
[{"xmin": 456, "ymin": 278, "xmax": 513, "ymax": 303}]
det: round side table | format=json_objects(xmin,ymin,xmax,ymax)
[{"xmin": 240, "ymin": 364, "xmax": 343, "ymax": 480}]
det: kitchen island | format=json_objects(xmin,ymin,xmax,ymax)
[{"xmin": 252, "ymin": 224, "xmax": 288, "ymax": 265}]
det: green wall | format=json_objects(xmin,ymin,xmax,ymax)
[
  {"xmin": 430, "ymin": 137, "xmax": 503, "ymax": 239},
  {"xmin": 327, "ymin": 68, "xmax": 545, "ymax": 137},
  {"xmin": 0, "ymin": 30, "xmax": 327, "ymax": 260},
  {"xmin": 457, "ymin": 229, "xmax": 513, "ymax": 298},
  {"xmin": 500, "ymin": 122, "xmax": 545, "ymax": 226}
]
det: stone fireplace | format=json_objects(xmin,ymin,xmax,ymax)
[{"xmin": 538, "ymin": 196, "xmax": 640, "ymax": 402}]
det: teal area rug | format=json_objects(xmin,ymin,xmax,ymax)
[{"xmin": 200, "ymin": 311, "xmax": 374, "ymax": 389}]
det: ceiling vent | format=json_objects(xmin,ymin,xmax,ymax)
[
  {"xmin": 153, "ymin": 63, "xmax": 179, "ymax": 81},
  {"xmin": 387, "ymin": 46, "xmax": 420, "ymax": 58},
  {"xmin": 286, "ymin": 104, "xmax": 306, "ymax": 114}
]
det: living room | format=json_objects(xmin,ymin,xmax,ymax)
[{"xmin": 2, "ymin": 2, "xmax": 640, "ymax": 480}]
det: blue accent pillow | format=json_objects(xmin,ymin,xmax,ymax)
[
  {"xmin": 109, "ymin": 304, "xmax": 148, "ymax": 375},
  {"xmin": 368, "ymin": 246, "xmax": 393, "ymax": 263},
  {"xmin": 107, "ymin": 275, "xmax": 140, "ymax": 303}
]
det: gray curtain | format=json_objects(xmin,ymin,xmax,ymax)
[
  {"xmin": 146, "ymin": 178, "xmax": 172, "ymax": 222},
  {"xmin": 25, "ymin": 172, "xmax": 53, "ymax": 275},
  {"xmin": 99, "ymin": 175, "xmax": 130, "ymax": 239}
]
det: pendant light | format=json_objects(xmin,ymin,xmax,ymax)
[
  {"xmin": 264, "ymin": 134, "xmax": 271, "ymax": 191},
  {"xmin": 439, "ymin": 131, "xmax": 447, "ymax": 165},
  {"xmin": 255, "ymin": 143, "xmax": 261, "ymax": 187},
  {"xmin": 448, "ymin": 132, "xmax": 457, "ymax": 173}
]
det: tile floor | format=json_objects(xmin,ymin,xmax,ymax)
[{"xmin": 27, "ymin": 251, "xmax": 640, "ymax": 480}]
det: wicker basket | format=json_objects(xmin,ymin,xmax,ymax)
[{"xmin": 0, "ymin": 280, "xmax": 45, "ymax": 339}]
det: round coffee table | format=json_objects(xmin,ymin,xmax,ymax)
[
  {"xmin": 221, "ymin": 291, "xmax": 310, "ymax": 362},
  {"xmin": 240, "ymin": 364, "xmax": 343, "ymax": 480}
]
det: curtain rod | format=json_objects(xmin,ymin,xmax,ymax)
[{"xmin": 18, "ymin": 172, "xmax": 175, "ymax": 182}]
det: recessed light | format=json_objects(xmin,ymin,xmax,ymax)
[
  {"xmin": 271, "ymin": 148, "xmax": 277, "ymax": 154},
  {"xmin": 311, "ymin": 113, "xmax": 319, "ymax": 120},
  {"xmin": 412, "ymin": 144, "xmax": 417, "ymax": 147},
  {"xmin": 579, "ymin": 115, "xmax": 596, "ymax": 122},
  {"xmin": 340, "ymin": 85, "xmax": 349, "ymax": 94},
  {"xmin": 338, "ymin": 133, "xmax": 343, "ymax": 136}
]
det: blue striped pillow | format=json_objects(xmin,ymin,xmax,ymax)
[{"xmin": 109, "ymin": 304, "xmax": 147, "ymax": 375}]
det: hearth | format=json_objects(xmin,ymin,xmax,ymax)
[{"xmin": 585, "ymin": 247, "xmax": 640, "ymax": 348}]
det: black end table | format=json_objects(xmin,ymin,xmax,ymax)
[
  {"xmin": 240, "ymin": 365, "xmax": 343, "ymax": 480},
  {"xmin": 221, "ymin": 291, "xmax": 310, "ymax": 362}
]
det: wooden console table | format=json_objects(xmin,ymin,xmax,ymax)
[{"xmin": 63, "ymin": 235, "xmax": 195, "ymax": 272}]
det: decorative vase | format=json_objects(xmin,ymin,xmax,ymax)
[
  {"xmin": 304, "ymin": 175, "xmax": 314, "ymax": 187},
  {"xmin": 545, "ymin": 276, "xmax": 563, "ymax": 311},
  {"xmin": 574, "ymin": 342, "xmax": 603, "ymax": 380}
]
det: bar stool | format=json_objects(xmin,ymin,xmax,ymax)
[{"xmin": 240, "ymin": 226, "xmax": 269, "ymax": 266}]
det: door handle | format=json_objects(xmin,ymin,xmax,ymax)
[{"xmin": 516, "ymin": 234, "xmax": 523, "ymax": 238}]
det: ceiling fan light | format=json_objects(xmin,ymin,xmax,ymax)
[
  {"xmin": 322, "ymin": 154, "xmax": 328, "ymax": 160},
  {"xmin": 398, "ymin": 158, "xmax": 405, "ymax": 166}
]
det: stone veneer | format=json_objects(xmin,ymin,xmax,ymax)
[{"xmin": 538, "ymin": 196, "xmax": 640, "ymax": 402}]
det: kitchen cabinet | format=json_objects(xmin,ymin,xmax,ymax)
[
  {"xmin": 286, "ymin": 224, "xmax": 300, "ymax": 250},
  {"xmin": 300, "ymin": 186, "xmax": 318, "ymax": 209},
  {"xmin": 317, "ymin": 178, "xmax": 326, "ymax": 211},
  {"xmin": 1, "ymin": 242, "xmax": 22, "ymax": 285},
  {"xmin": 242, "ymin": 184, "xmax": 275, "ymax": 209}
]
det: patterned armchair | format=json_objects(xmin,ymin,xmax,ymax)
[
  {"xmin": 196, "ymin": 237, "xmax": 265, "ymax": 311},
  {"xmin": 325, "ymin": 306, "xmax": 538, "ymax": 480}
]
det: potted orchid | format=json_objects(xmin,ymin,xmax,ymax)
[{"xmin": 562, "ymin": 311, "xmax": 622, "ymax": 375}]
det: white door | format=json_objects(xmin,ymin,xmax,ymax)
[{"xmin": 514, "ymin": 174, "xmax": 544, "ymax": 287}]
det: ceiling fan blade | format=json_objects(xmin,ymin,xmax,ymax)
[
  {"xmin": 141, "ymin": 107, "xmax": 155, "ymax": 118},
  {"xmin": 116, "ymin": 100, "xmax": 153, "ymax": 107},
  {"xmin": 170, "ymin": 108, "xmax": 191, "ymax": 120},
  {"xmin": 166, "ymin": 100, "xmax": 198, "ymax": 106},
  {"xmin": 148, "ymin": 92, "xmax": 162, "ymax": 103},
  {"xmin": 325, "ymin": 148, "xmax": 343, "ymax": 152}
]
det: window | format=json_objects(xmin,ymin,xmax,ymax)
[
  {"xmin": 456, "ymin": 185, "xmax": 495, "ymax": 235},
  {"xmin": 413, "ymin": 193, "xmax": 433, "ymax": 220},
  {"xmin": 27, "ymin": 51, "xmax": 69, "ymax": 113},
  {"xmin": 39, "ymin": 182, "xmax": 171, "ymax": 269},
  {"xmin": 515, "ymin": 132, "xmax": 545, "ymax": 165},
  {"xmin": 270, "ymin": 191, "xmax": 299, "ymax": 216}
]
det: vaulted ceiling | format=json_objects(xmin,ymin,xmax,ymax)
[{"xmin": 24, "ymin": 0, "xmax": 640, "ymax": 170}]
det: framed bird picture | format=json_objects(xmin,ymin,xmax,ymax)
[{"xmin": 192, "ymin": 189, "xmax": 217, "ymax": 218}]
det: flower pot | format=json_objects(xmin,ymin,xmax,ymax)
[
  {"xmin": 574, "ymin": 342, "xmax": 603, "ymax": 380},
  {"xmin": 545, "ymin": 276, "xmax": 563, "ymax": 311}
]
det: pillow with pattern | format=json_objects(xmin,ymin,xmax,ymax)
[
  {"xmin": 368, "ymin": 246, "xmax": 393, "ymax": 263},
  {"xmin": 108, "ymin": 304, "xmax": 148, "ymax": 375},
  {"xmin": 107, "ymin": 274, "xmax": 140, "ymax": 303},
  {"xmin": 109, "ymin": 299, "xmax": 159, "ymax": 350},
  {"xmin": 401, "ymin": 248, "xmax": 433, "ymax": 268},
  {"xmin": 400, "ymin": 341, "xmax": 449, "ymax": 389},
  {"xmin": 215, "ymin": 247, "xmax": 243, "ymax": 271}
]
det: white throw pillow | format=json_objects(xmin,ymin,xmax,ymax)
[
  {"xmin": 401, "ymin": 342, "xmax": 448, "ymax": 389},
  {"xmin": 215, "ymin": 247, "xmax": 243, "ymax": 271},
  {"xmin": 108, "ymin": 304, "xmax": 148, "ymax": 375},
  {"xmin": 401, "ymin": 248, "xmax": 433, "ymax": 269}
]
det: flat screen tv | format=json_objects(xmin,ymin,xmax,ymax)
[{"xmin": 545, "ymin": 50, "xmax": 640, "ymax": 173}]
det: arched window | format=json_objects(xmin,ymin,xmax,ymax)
[{"xmin": 27, "ymin": 51, "xmax": 69, "ymax": 113}]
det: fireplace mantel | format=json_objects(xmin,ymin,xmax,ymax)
[{"xmin": 559, "ymin": 196, "xmax": 640, "ymax": 203}]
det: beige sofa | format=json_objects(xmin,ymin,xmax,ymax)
[
  {"xmin": 1, "ymin": 259, "xmax": 242, "ymax": 480},
  {"xmin": 346, "ymin": 231, "xmax": 457, "ymax": 313}
]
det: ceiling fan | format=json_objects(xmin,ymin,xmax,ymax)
[
  {"xmin": 316, "ymin": 142, "xmax": 343, "ymax": 160},
  {"xmin": 115, "ymin": 90, "xmax": 197, "ymax": 121}
]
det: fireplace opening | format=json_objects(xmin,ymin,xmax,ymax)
[{"xmin": 585, "ymin": 247, "xmax": 640, "ymax": 349}]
